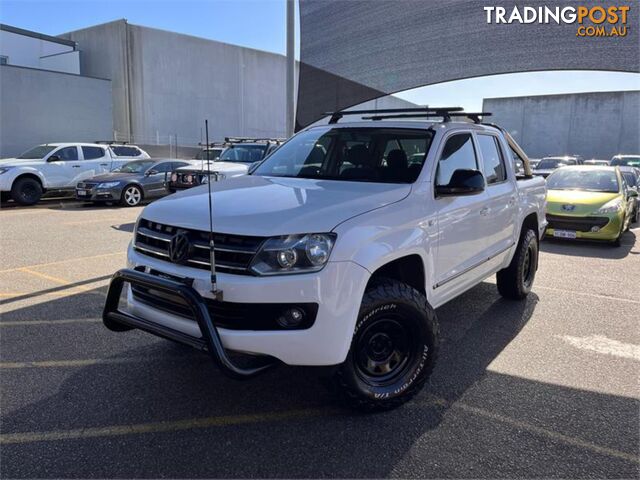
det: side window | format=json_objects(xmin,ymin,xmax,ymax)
[
  {"xmin": 436, "ymin": 133, "xmax": 478, "ymax": 186},
  {"xmin": 54, "ymin": 146, "xmax": 79, "ymax": 161},
  {"xmin": 111, "ymin": 146, "xmax": 140, "ymax": 157},
  {"xmin": 82, "ymin": 146, "xmax": 105, "ymax": 160},
  {"xmin": 477, "ymin": 135, "xmax": 506, "ymax": 184},
  {"xmin": 153, "ymin": 162, "xmax": 174, "ymax": 173}
]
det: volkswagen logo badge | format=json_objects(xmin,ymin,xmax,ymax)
[
  {"xmin": 168, "ymin": 232, "xmax": 191, "ymax": 263},
  {"xmin": 561, "ymin": 204, "xmax": 576, "ymax": 212}
]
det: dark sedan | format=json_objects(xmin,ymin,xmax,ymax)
[{"xmin": 76, "ymin": 159, "xmax": 193, "ymax": 206}]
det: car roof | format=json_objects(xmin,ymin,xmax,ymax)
[
  {"xmin": 613, "ymin": 154, "xmax": 640, "ymax": 158},
  {"xmin": 305, "ymin": 120, "xmax": 502, "ymax": 135},
  {"xmin": 43, "ymin": 142, "xmax": 141, "ymax": 148}
]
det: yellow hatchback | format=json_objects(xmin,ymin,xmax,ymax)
[{"xmin": 545, "ymin": 166, "xmax": 637, "ymax": 246}]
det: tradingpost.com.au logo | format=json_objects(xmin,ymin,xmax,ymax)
[{"xmin": 483, "ymin": 5, "xmax": 630, "ymax": 37}]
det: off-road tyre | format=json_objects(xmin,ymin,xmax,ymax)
[
  {"xmin": 121, "ymin": 184, "xmax": 143, "ymax": 207},
  {"xmin": 11, "ymin": 177, "xmax": 43, "ymax": 206},
  {"xmin": 333, "ymin": 278, "xmax": 439, "ymax": 412},
  {"xmin": 497, "ymin": 228, "xmax": 538, "ymax": 300}
]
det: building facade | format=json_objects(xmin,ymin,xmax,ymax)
[{"xmin": 484, "ymin": 91, "xmax": 640, "ymax": 160}]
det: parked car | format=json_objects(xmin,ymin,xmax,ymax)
[
  {"xmin": 545, "ymin": 166, "xmax": 636, "ymax": 246},
  {"xmin": 619, "ymin": 166, "xmax": 640, "ymax": 224},
  {"xmin": 194, "ymin": 144, "xmax": 225, "ymax": 161},
  {"xmin": 610, "ymin": 154, "xmax": 640, "ymax": 167},
  {"xmin": 584, "ymin": 159, "xmax": 609, "ymax": 166},
  {"xmin": 76, "ymin": 159, "xmax": 193, "ymax": 207},
  {"xmin": 0, "ymin": 143, "xmax": 150, "ymax": 205},
  {"xmin": 102, "ymin": 108, "xmax": 547, "ymax": 411},
  {"xmin": 168, "ymin": 137, "xmax": 282, "ymax": 192},
  {"xmin": 533, "ymin": 155, "xmax": 581, "ymax": 178}
]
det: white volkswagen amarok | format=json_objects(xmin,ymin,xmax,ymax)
[
  {"xmin": 103, "ymin": 109, "xmax": 546, "ymax": 411},
  {"xmin": 0, "ymin": 142, "xmax": 150, "ymax": 205}
]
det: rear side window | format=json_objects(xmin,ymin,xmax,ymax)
[
  {"xmin": 111, "ymin": 146, "xmax": 141, "ymax": 157},
  {"xmin": 54, "ymin": 146, "xmax": 79, "ymax": 161},
  {"xmin": 82, "ymin": 146, "xmax": 105, "ymax": 160},
  {"xmin": 436, "ymin": 133, "xmax": 478, "ymax": 185},
  {"xmin": 477, "ymin": 134, "xmax": 506, "ymax": 184}
]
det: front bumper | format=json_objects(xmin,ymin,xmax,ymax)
[
  {"xmin": 75, "ymin": 186, "xmax": 123, "ymax": 202},
  {"xmin": 117, "ymin": 243, "xmax": 370, "ymax": 366},
  {"xmin": 545, "ymin": 211, "xmax": 622, "ymax": 241}
]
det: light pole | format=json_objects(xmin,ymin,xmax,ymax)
[{"xmin": 286, "ymin": 0, "xmax": 295, "ymax": 137}]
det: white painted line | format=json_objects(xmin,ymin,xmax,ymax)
[
  {"xmin": 536, "ymin": 286, "xmax": 640, "ymax": 305},
  {"xmin": 557, "ymin": 335, "xmax": 640, "ymax": 362}
]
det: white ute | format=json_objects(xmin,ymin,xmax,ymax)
[
  {"xmin": 0, "ymin": 142, "xmax": 150, "ymax": 205},
  {"xmin": 103, "ymin": 108, "xmax": 547, "ymax": 411}
]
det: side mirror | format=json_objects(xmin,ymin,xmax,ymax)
[
  {"xmin": 47, "ymin": 155, "xmax": 61, "ymax": 162},
  {"xmin": 436, "ymin": 169, "xmax": 485, "ymax": 196},
  {"xmin": 145, "ymin": 169, "xmax": 158, "ymax": 176}
]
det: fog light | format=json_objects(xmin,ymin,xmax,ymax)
[
  {"xmin": 277, "ymin": 307, "xmax": 305, "ymax": 328},
  {"xmin": 277, "ymin": 249, "xmax": 297, "ymax": 269},
  {"xmin": 591, "ymin": 226, "xmax": 600, "ymax": 232}
]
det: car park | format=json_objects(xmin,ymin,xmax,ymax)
[
  {"xmin": 168, "ymin": 137, "xmax": 282, "ymax": 191},
  {"xmin": 76, "ymin": 159, "xmax": 193, "ymax": 206},
  {"xmin": 545, "ymin": 166, "xmax": 636, "ymax": 246},
  {"xmin": 619, "ymin": 166, "xmax": 640, "ymax": 224},
  {"xmin": 0, "ymin": 142, "xmax": 150, "ymax": 205},
  {"xmin": 610, "ymin": 154, "xmax": 640, "ymax": 167},
  {"xmin": 102, "ymin": 108, "xmax": 546, "ymax": 411},
  {"xmin": 533, "ymin": 155, "xmax": 582, "ymax": 178}
]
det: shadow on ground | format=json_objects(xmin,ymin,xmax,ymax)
[{"xmin": 1, "ymin": 282, "xmax": 638, "ymax": 478}]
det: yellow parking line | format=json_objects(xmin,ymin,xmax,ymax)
[
  {"xmin": 19, "ymin": 268, "xmax": 74, "ymax": 286},
  {"xmin": 421, "ymin": 396, "xmax": 639, "ymax": 465},
  {"xmin": 0, "ymin": 252, "xmax": 122, "ymax": 274},
  {"xmin": 0, "ymin": 319, "xmax": 102, "ymax": 327},
  {"xmin": 0, "ymin": 408, "xmax": 331, "ymax": 445}
]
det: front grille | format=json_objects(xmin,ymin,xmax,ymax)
[
  {"xmin": 134, "ymin": 218, "xmax": 264, "ymax": 275},
  {"xmin": 546, "ymin": 214, "xmax": 610, "ymax": 232},
  {"xmin": 77, "ymin": 182, "xmax": 98, "ymax": 189},
  {"xmin": 131, "ymin": 284, "xmax": 317, "ymax": 330}
]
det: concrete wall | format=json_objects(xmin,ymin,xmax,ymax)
[
  {"xmin": 0, "ymin": 65, "xmax": 112, "ymax": 157},
  {"xmin": 484, "ymin": 91, "xmax": 640, "ymax": 159},
  {"xmin": 0, "ymin": 28, "xmax": 79, "ymax": 74}
]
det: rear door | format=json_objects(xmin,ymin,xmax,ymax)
[
  {"xmin": 81, "ymin": 146, "xmax": 110, "ymax": 176},
  {"xmin": 142, "ymin": 161, "xmax": 175, "ymax": 197},
  {"xmin": 433, "ymin": 132, "xmax": 490, "ymax": 299},
  {"xmin": 475, "ymin": 132, "xmax": 518, "ymax": 257}
]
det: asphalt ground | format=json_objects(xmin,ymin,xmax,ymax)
[{"xmin": 1, "ymin": 198, "xmax": 639, "ymax": 478}]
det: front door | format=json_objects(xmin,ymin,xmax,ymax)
[
  {"xmin": 42, "ymin": 146, "xmax": 82, "ymax": 188},
  {"xmin": 433, "ymin": 132, "xmax": 490, "ymax": 302}
]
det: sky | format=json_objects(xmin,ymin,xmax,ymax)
[{"xmin": 1, "ymin": 0, "xmax": 638, "ymax": 111}]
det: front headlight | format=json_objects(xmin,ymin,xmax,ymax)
[
  {"xmin": 250, "ymin": 233, "xmax": 336, "ymax": 276},
  {"xmin": 97, "ymin": 181, "xmax": 121, "ymax": 189},
  {"xmin": 0, "ymin": 167, "xmax": 13, "ymax": 175},
  {"xmin": 595, "ymin": 197, "xmax": 623, "ymax": 214}
]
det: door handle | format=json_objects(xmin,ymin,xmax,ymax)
[
  {"xmin": 100, "ymin": 163, "xmax": 109, "ymax": 166},
  {"xmin": 72, "ymin": 165, "xmax": 81, "ymax": 168},
  {"xmin": 479, "ymin": 207, "xmax": 490, "ymax": 216}
]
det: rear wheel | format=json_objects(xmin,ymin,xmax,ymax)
[
  {"xmin": 11, "ymin": 177, "xmax": 43, "ymax": 206},
  {"xmin": 121, "ymin": 185, "xmax": 143, "ymax": 207},
  {"xmin": 333, "ymin": 279, "xmax": 439, "ymax": 412},
  {"xmin": 497, "ymin": 229, "xmax": 538, "ymax": 300}
]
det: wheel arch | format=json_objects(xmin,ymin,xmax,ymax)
[
  {"xmin": 12, "ymin": 172, "xmax": 45, "ymax": 191},
  {"xmin": 520, "ymin": 211, "xmax": 540, "ymax": 240},
  {"xmin": 365, "ymin": 254, "xmax": 426, "ymax": 296}
]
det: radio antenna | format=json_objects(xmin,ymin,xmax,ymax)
[{"xmin": 204, "ymin": 120, "xmax": 220, "ymax": 299}]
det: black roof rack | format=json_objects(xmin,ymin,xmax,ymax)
[
  {"xmin": 324, "ymin": 107, "xmax": 464, "ymax": 124},
  {"xmin": 361, "ymin": 111, "xmax": 493, "ymax": 123},
  {"xmin": 95, "ymin": 140, "xmax": 129, "ymax": 145},
  {"xmin": 224, "ymin": 137, "xmax": 285, "ymax": 144}
]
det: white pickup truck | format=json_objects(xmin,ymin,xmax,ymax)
[
  {"xmin": 0, "ymin": 143, "xmax": 150, "ymax": 205},
  {"xmin": 103, "ymin": 109, "xmax": 546, "ymax": 411}
]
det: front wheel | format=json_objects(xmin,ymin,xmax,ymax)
[
  {"xmin": 333, "ymin": 279, "xmax": 439, "ymax": 412},
  {"xmin": 497, "ymin": 229, "xmax": 538, "ymax": 300},
  {"xmin": 121, "ymin": 185, "xmax": 143, "ymax": 207},
  {"xmin": 11, "ymin": 177, "xmax": 43, "ymax": 206}
]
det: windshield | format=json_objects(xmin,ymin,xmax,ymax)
[
  {"xmin": 253, "ymin": 127, "xmax": 433, "ymax": 184},
  {"xmin": 536, "ymin": 158, "xmax": 576, "ymax": 169},
  {"xmin": 195, "ymin": 149, "xmax": 223, "ymax": 160},
  {"xmin": 546, "ymin": 169, "xmax": 620, "ymax": 193},
  {"xmin": 113, "ymin": 160, "xmax": 155, "ymax": 173},
  {"xmin": 17, "ymin": 145, "xmax": 56, "ymax": 159},
  {"xmin": 611, "ymin": 156, "xmax": 640, "ymax": 166},
  {"xmin": 219, "ymin": 145, "xmax": 266, "ymax": 163}
]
